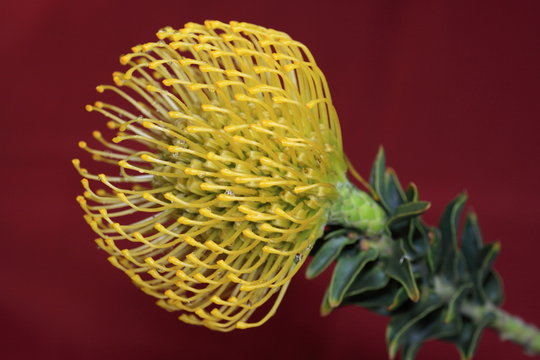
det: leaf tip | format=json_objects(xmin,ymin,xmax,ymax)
[
  {"xmin": 305, "ymin": 267, "xmax": 316, "ymax": 279},
  {"xmin": 327, "ymin": 296, "xmax": 341, "ymax": 309},
  {"xmin": 410, "ymin": 290, "xmax": 421, "ymax": 303}
]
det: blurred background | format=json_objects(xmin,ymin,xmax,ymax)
[{"xmin": 2, "ymin": 0, "xmax": 540, "ymax": 359}]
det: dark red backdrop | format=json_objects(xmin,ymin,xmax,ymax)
[{"xmin": 2, "ymin": 1, "xmax": 540, "ymax": 359}]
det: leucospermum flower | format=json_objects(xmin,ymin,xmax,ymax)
[{"xmin": 74, "ymin": 20, "xmax": 383, "ymax": 331}]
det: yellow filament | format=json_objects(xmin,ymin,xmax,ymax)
[{"xmin": 345, "ymin": 155, "xmax": 379, "ymax": 200}]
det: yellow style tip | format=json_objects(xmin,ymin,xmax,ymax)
[
  {"xmin": 236, "ymin": 321, "xmax": 249, "ymax": 329},
  {"xmin": 119, "ymin": 55, "xmax": 130, "ymax": 65},
  {"xmin": 140, "ymin": 153, "xmax": 153, "ymax": 161}
]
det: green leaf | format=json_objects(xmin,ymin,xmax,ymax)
[
  {"xmin": 384, "ymin": 168, "xmax": 408, "ymax": 212},
  {"xmin": 323, "ymin": 228, "xmax": 349, "ymax": 240},
  {"xmin": 306, "ymin": 236, "xmax": 355, "ymax": 279},
  {"xmin": 369, "ymin": 147, "xmax": 390, "ymax": 212},
  {"xmin": 438, "ymin": 194, "xmax": 467, "ymax": 281},
  {"xmin": 369, "ymin": 146, "xmax": 386, "ymax": 189},
  {"xmin": 387, "ymin": 201, "xmax": 431, "ymax": 229},
  {"xmin": 401, "ymin": 342, "xmax": 421, "ymax": 360},
  {"xmin": 320, "ymin": 288, "xmax": 333, "ymax": 316},
  {"xmin": 475, "ymin": 243, "xmax": 502, "ymax": 303},
  {"xmin": 387, "ymin": 287, "xmax": 409, "ymax": 311},
  {"xmin": 407, "ymin": 219, "xmax": 430, "ymax": 256},
  {"xmin": 382, "ymin": 168, "xmax": 407, "ymax": 213},
  {"xmin": 346, "ymin": 264, "xmax": 389, "ymax": 296},
  {"xmin": 382, "ymin": 241, "xmax": 420, "ymax": 302},
  {"xmin": 456, "ymin": 251, "xmax": 467, "ymax": 279},
  {"xmin": 328, "ymin": 248, "xmax": 379, "ymax": 307},
  {"xmin": 482, "ymin": 271, "xmax": 504, "ymax": 305},
  {"xmin": 405, "ymin": 183, "xmax": 419, "ymax": 202},
  {"xmin": 444, "ymin": 283, "xmax": 472, "ymax": 323},
  {"xmin": 451, "ymin": 314, "xmax": 495, "ymax": 360},
  {"xmin": 384, "ymin": 258, "xmax": 420, "ymax": 302},
  {"xmin": 427, "ymin": 228, "xmax": 442, "ymax": 275},
  {"xmin": 478, "ymin": 243, "xmax": 501, "ymax": 280},
  {"xmin": 398, "ymin": 310, "xmax": 462, "ymax": 360},
  {"xmin": 345, "ymin": 282, "xmax": 401, "ymax": 315},
  {"xmin": 461, "ymin": 212, "xmax": 483, "ymax": 272},
  {"xmin": 387, "ymin": 292, "xmax": 443, "ymax": 358}
]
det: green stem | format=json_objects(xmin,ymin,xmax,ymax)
[{"xmin": 461, "ymin": 302, "xmax": 540, "ymax": 355}]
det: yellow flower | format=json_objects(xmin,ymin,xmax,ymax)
[{"xmin": 74, "ymin": 20, "xmax": 347, "ymax": 331}]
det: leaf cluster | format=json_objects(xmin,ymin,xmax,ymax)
[{"xmin": 307, "ymin": 148, "xmax": 503, "ymax": 360}]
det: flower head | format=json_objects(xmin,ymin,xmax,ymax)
[{"xmin": 74, "ymin": 20, "xmax": 346, "ymax": 331}]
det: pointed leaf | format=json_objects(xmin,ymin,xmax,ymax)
[
  {"xmin": 323, "ymin": 228, "xmax": 349, "ymax": 240},
  {"xmin": 482, "ymin": 271, "xmax": 504, "ymax": 305},
  {"xmin": 384, "ymin": 258, "xmax": 420, "ymax": 302},
  {"xmin": 346, "ymin": 264, "xmax": 389, "ymax": 296},
  {"xmin": 427, "ymin": 228, "xmax": 442, "ymax": 274},
  {"xmin": 387, "ymin": 287, "xmax": 409, "ymax": 311},
  {"xmin": 382, "ymin": 168, "xmax": 406, "ymax": 213},
  {"xmin": 369, "ymin": 147, "xmax": 386, "ymax": 188},
  {"xmin": 452, "ymin": 314, "xmax": 495, "ymax": 360},
  {"xmin": 306, "ymin": 236, "xmax": 355, "ymax": 279},
  {"xmin": 405, "ymin": 183, "xmax": 419, "ymax": 202},
  {"xmin": 456, "ymin": 251, "xmax": 467, "ymax": 279},
  {"xmin": 387, "ymin": 292, "xmax": 443, "ymax": 358},
  {"xmin": 398, "ymin": 310, "xmax": 462, "ymax": 360},
  {"xmin": 401, "ymin": 342, "xmax": 421, "ymax": 360},
  {"xmin": 346, "ymin": 282, "xmax": 401, "ymax": 315},
  {"xmin": 320, "ymin": 288, "xmax": 333, "ymax": 316},
  {"xmin": 478, "ymin": 242, "xmax": 501, "ymax": 280},
  {"xmin": 461, "ymin": 212, "xmax": 483, "ymax": 272},
  {"xmin": 385, "ymin": 168, "xmax": 407, "ymax": 212},
  {"xmin": 439, "ymin": 194, "xmax": 467, "ymax": 249},
  {"xmin": 408, "ymin": 219, "xmax": 430, "ymax": 256},
  {"xmin": 382, "ymin": 241, "xmax": 420, "ymax": 302},
  {"xmin": 475, "ymin": 243, "xmax": 502, "ymax": 303},
  {"xmin": 444, "ymin": 283, "xmax": 472, "ymax": 323},
  {"xmin": 439, "ymin": 194, "xmax": 467, "ymax": 280},
  {"xmin": 369, "ymin": 147, "xmax": 390, "ymax": 212},
  {"xmin": 388, "ymin": 201, "xmax": 431, "ymax": 229},
  {"xmin": 328, "ymin": 248, "xmax": 379, "ymax": 307}
]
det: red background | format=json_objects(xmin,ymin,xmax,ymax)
[{"xmin": 2, "ymin": 1, "xmax": 540, "ymax": 359}]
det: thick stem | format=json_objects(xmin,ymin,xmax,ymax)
[{"xmin": 461, "ymin": 302, "xmax": 540, "ymax": 355}]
